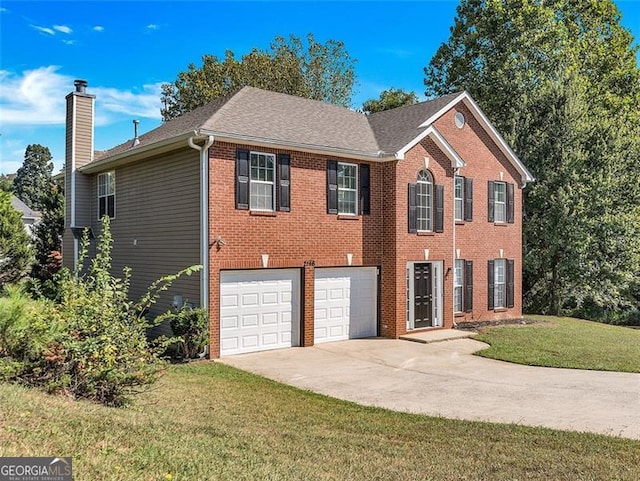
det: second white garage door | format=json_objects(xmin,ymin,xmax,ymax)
[
  {"xmin": 220, "ymin": 269, "xmax": 300, "ymax": 357},
  {"xmin": 314, "ymin": 267, "xmax": 377, "ymax": 343}
]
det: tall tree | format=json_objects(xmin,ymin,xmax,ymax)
[
  {"xmin": 0, "ymin": 174, "xmax": 14, "ymax": 192},
  {"xmin": 32, "ymin": 179, "xmax": 64, "ymax": 281},
  {"xmin": 362, "ymin": 88, "xmax": 419, "ymax": 114},
  {"xmin": 424, "ymin": 0, "xmax": 640, "ymax": 321},
  {"xmin": 13, "ymin": 144, "xmax": 54, "ymax": 211},
  {"xmin": 161, "ymin": 33, "xmax": 356, "ymax": 120},
  {"xmin": 0, "ymin": 190, "xmax": 33, "ymax": 288}
]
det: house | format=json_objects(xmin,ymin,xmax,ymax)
[
  {"xmin": 62, "ymin": 80, "xmax": 534, "ymax": 358},
  {"xmin": 12, "ymin": 195, "xmax": 41, "ymax": 238}
]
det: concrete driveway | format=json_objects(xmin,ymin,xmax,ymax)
[{"xmin": 219, "ymin": 337, "xmax": 640, "ymax": 440}]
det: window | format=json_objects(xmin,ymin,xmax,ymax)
[
  {"xmin": 326, "ymin": 161, "xmax": 369, "ymax": 216},
  {"xmin": 236, "ymin": 149, "xmax": 290, "ymax": 212},
  {"xmin": 337, "ymin": 162, "xmax": 358, "ymax": 215},
  {"xmin": 454, "ymin": 259, "xmax": 464, "ymax": 313},
  {"xmin": 454, "ymin": 176, "xmax": 464, "ymax": 221},
  {"xmin": 488, "ymin": 259, "xmax": 514, "ymax": 310},
  {"xmin": 408, "ymin": 171, "xmax": 443, "ymax": 233},
  {"xmin": 98, "ymin": 171, "xmax": 115, "ymax": 218},
  {"xmin": 488, "ymin": 181, "xmax": 514, "ymax": 224},
  {"xmin": 417, "ymin": 170, "xmax": 433, "ymax": 231},
  {"xmin": 250, "ymin": 152, "xmax": 275, "ymax": 211},
  {"xmin": 494, "ymin": 182, "xmax": 506, "ymax": 223},
  {"xmin": 494, "ymin": 259, "xmax": 506, "ymax": 308}
]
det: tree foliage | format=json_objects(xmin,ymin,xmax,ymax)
[
  {"xmin": 32, "ymin": 179, "xmax": 64, "ymax": 281},
  {"xmin": 0, "ymin": 174, "xmax": 14, "ymax": 193},
  {"xmin": 13, "ymin": 144, "xmax": 53, "ymax": 211},
  {"xmin": 161, "ymin": 33, "xmax": 356, "ymax": 120},
  {"xmin": 424, "ymin": 0, "xmax": 640, "ymax": 321},
  {"xmin": 362, "ymin": 88, "xmax": 419, "ymax": 114},
  {"xmin": 0, "ymin": 191, "xmax": 33, "ymax": 288}
]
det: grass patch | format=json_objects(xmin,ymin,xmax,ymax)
[
  {"xmin": 1, "ymin": 361, "xmax": 639, "ymax": 480},
  {"xmin": 474, "ymin": 315, "xmax": 640, "ymax": 372}
]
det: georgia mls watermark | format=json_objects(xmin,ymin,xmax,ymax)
[{"xmin": 0, "ymin": 457, "xmax": 72, "ymax": 481}]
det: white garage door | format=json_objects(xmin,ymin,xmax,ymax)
[
  {"xmin": 314, "ymin": 267, "xmax": 377, "ymax": 343},
  {"xmin": 220, "ymin": 269, "xmax": 300, "ymax": 356}
]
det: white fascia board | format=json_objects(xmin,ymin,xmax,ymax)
[
  {"xmin": 458, "ymin": 94, "xmax": 535, "ymax": 183},
  {"xmin": 418, "ymin": 92, "xmax": 468, "ymax": 129},
  {"xmin": 395, "ymin": 126, "xmax": 465, "ymax": 169},
  {"xmin": 418, "ymin": 91, "xmax": 534, "ymax": 183}
]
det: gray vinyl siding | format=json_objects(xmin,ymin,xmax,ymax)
[{"xmin": 90, "ymin": 147, "xmax": 201, "ymax": 336}]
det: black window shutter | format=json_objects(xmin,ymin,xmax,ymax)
[
  {"xmin": 408, "ymin": 183, "xmax": 417, "ymax": 233},
  {"xmin": 487, "ymin": 260, "xmax": 495, "ymax": 310},
  {"xmin": 507, "ymin": 182, "xmax": 515, "ymax": 224},
  {"xmin": 326, "ymin": 161, "xmax": 338, "ymax": 214},
  {"xmin": 360, "ymin": 164, "xmax": 370, "ymax": 215},
  {"xmin": 464, "ymin": 177, "xmax": 473, "ymax": 222},
  {"xmin": 277, "ymin": 153, "xmax": 291, "ymax": 212},
  {"xmin": 465, "ymin": 260, "xmax": 473, "ymax": 312},
  {"xmin": 435, "ymin": 184, "xmax": 444, "ymax": 233},
  {"xmin": 506, "ymin": 259, "xmax": 515, "ymax": 308},
  {"xmin": 236, "ymin": 149, "xmax": 249, "ymax": 210},
  {"xmin": 487, "ymin": 181, "xmax": 494, "ymax": 222}
]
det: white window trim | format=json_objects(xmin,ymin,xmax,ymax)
[
  {"xmin": 337, "ymin": 162, "xmax": 358, "ymax": 215},
  {"xmin": 494, "ymin": 181, "xmax": 506, "ymax": 223},
  {"xmin": 454, "ymin": 259, "xmax": 464, "ymax": 313},
  {"xmin": 494, "ymin": 259, "xmax": 506, "ymax": 309},
  {"xmin": 97, "ymin": 171, "xmax": 116, "ymax": 219},
  {"xmin": 417, "ymin": 170, "xmax": 433, "ymax": 232},
  {"xmin": 249, "ymin": 151, "xmax": 276, "ymax": 212},
  {"xmin": 454, "ymin": 176, "xmax": 464, "ymax": 222}
]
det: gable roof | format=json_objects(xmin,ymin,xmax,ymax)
[
  {"xmin": 11, "ymin": 195, "xmax": 41, "ymax": 220},
  {"xmin": 83, "ymin": 86, "xmax": 533, "ymax": 183}
]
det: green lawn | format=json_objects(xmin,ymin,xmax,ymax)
[
  {"xmin": 1, "ymin": 362, "xmax": 639, "ymax": 480},
  {"xmin": 474, "ymin": 315, "xmax": 640, "ymax": 372}
]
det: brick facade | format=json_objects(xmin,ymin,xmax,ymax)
[{"xmin": 207, "ymin": 104, "xmax": 524, "ymax": 357}]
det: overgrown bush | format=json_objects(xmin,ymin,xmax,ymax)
[
  {"xmin": 167, "ymin": 306, "xmax": 208, "ymax": 359},
  {"xmin": 0, "ymin": 216, "xmax": 200, "ymax": 406}
]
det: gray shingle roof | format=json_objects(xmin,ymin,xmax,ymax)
[
  {"xmin": 11, "ymin": 195, "xmax": 41, "ymax": 219},
  {"xmin": 94, "ymin": 87, "xmax": 463, "ymax": 163},
  {"xmin": 367, "ymin": 92, "xmax": 462, "ymax": 154}
]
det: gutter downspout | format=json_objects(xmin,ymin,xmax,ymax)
[
  {"xmin": 452, "ymin": 168, "xmax": 460, "ymax": 329},
  {"xmin": 188, "ymin": 133, "xmax": 214, "ymax": 320}
]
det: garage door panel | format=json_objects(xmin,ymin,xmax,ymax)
[
  {"xmin": 314, "ymin": 267, "xmax": 377, "ymax": 344},
  {"xmin": 220, "ymin": 269, "xmax": 299, "ymax": 356}
]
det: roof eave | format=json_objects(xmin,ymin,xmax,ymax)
[
  {"xmin": 416, "ymin": 91, "xmax": 535, "ymax": 184},
  {"xmin": 395, "ymin": 126, "xmax": 466, "ymax": 169},
  {"xmin": 79, "ymin": 131, "xmax": 198, "ymax": 174},
  {"xmin": 200, "ymin": 129, "xmax": 394, "ymax": 162}
]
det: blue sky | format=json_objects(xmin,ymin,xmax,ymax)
[{"xmin": 1, "ymin": 0, "xmax": 639, "ymax": 174}]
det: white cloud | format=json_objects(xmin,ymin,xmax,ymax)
[
  {"xmin": 53, "ymin": 25, "xmax": 72, "ymax": 34},
  {"xmin": 0, "ymin": 67, "xmax": 164, "ymax": 127},
  {"xmin": 146, "ymin": 24, "xmax": 159, "ymax": 31},
  {"xmin": 93, "ymin": 83, "xmax": 164, "ymax": 121},
  {"xmin": 62, "ymin": 39, "xmax": 75, "ymax": 45},
  {"xmin": 31, "ymin": 24, "xmax": 55, "ymax": 35},
  {"xmin": 0, "ymin": 7, "xmax": 8, "ymax": 13},
  {"xmin": 0, "ymin": 66, "xmax": 71, "ymax": 125},
  {"xmin": 93, "ymin": 25, "xmax": 104, "ymax": 32}
]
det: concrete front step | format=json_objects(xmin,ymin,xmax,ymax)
[{"xmin": 399, "ymin": 328, "xmax": 476, "ymax": 344}]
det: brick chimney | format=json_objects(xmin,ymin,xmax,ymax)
[{"xmin": 62, "ymin": 79, "xmax": 95, "ymax": 270}]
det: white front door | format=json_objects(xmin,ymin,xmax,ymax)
[
  {"xmin": 314, "ymin": 267, "xmax": 377, "ymax": 343},
  {"xmin": 220, "ymin": 269, "xmax": 300, "ymax": 356}
]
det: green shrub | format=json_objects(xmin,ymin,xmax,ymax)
[
  {"xmin": 168, "ymin": 306, "xmax": 208, "ymax": 359},
  {"xmin": 0, "ymin": 216, "xmax": 201, "ymax": 406}
]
